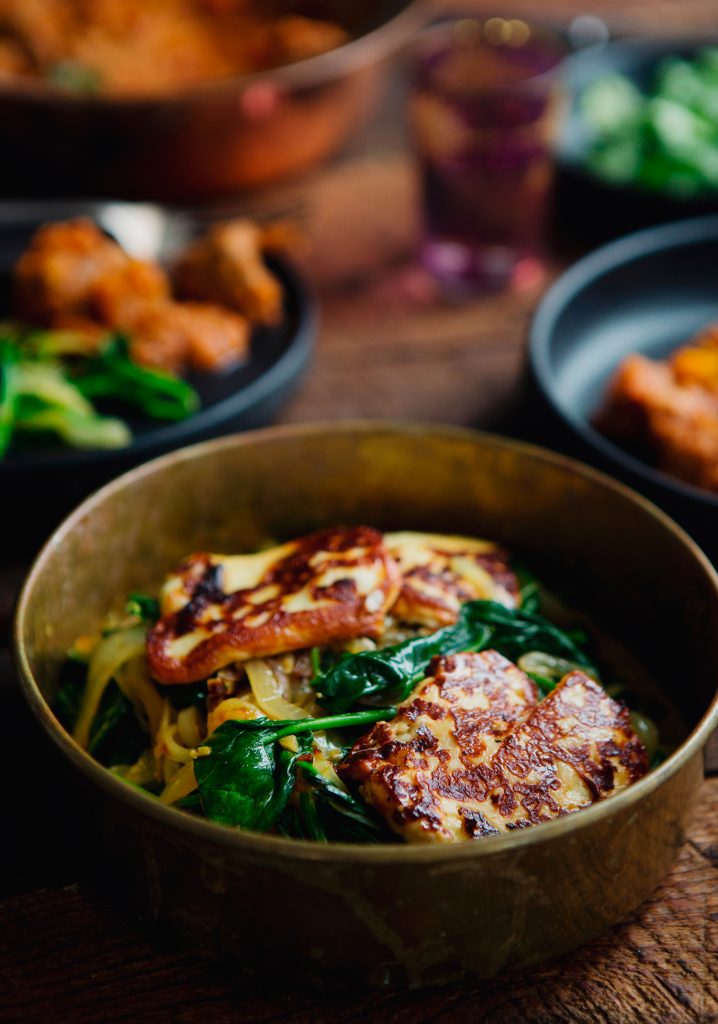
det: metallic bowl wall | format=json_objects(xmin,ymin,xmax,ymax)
[{"xmin": 14, "ymin": 423, "xmax": 718, "ymax": 986}]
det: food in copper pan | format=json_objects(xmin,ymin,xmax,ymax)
[{"xmin": 0, "ymin": 0, "xmax": 348, "ymax": 96}]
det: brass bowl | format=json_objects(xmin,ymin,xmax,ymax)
[
  {"xmin": 0, "ymin": 1, "xmax": 428, "ymax": 201},
  {"xmin": 14, "ymin": 423, "xmax": 718, "ymax": 987}
]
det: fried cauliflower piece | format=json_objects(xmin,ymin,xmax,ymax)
[
  {"xmin": 338, "ymin": 651, "xmax": 539, "ymax": 842},
  {"xmin": 173, "ymin": 219, "xmax": 284, "ymax": 325},
  {"xmin": 88, "ymin": 258, "xmax": 171, "ymax": 326},
  {"xmin": 671, "ymin": 326, "xmax": 718, "ymax": 398},
  {"xmin": 12, "ymin": 217, "xmax": 251, "ymax": 375},
  {"xmin": 126, "ymin": 300, "xmax": 250, "ymax": 374},
  {"xmin": 13, "ymin": 218, "xmax": 127, "ymax": 325},
  {"xmin": 596, "ymin": 353, "xmax": 718, "ymax": 492},
  {"xmin": 147, "ymin": 526, "xmax": 401, "ymax": 685},
  {"xmin": 385, "ymin": 531, "xmax": 520, "ymax": 628},
  {"xmin": 339, "ymin": 660, "xmax": 648, "ymax": 844},
  {"xmin": 259, "ymin": 15, "xmax": 348, "ymax": 65}
]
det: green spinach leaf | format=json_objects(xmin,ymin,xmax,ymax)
[
  {"xmin": 125, "ymin": 593, "xmax": 160, "ymax": 623},
  {"xmin": 294, "ymin": 762, "xmax": 393, "ymax": 843},
  {"xmin": 312, "ymin": 600, "xmax": 598, "ymax": 713},
  {"xmin": 313, "ymin": 603, "xmax": 494, "ymax": 714},
  {"xmin": 195, "ymin": 708, "xmax": 393, "ymax": 831}
]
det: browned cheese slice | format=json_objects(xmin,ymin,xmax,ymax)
[
  {"xmin": 339, "ymin": 662, "xmax": 649, "ymax": 844},
  {"xmin": 147, "ymin": 526, "xmax": 400, "ymax": 685},
  {"xmin": 385, "ymin": 532, "xmax": 520, "ymax": 628},
  {"xmin": 485, "ymin": 670, "xmax": 649, "ymax": 831},
  {"xmin": 338, "ymin": 650, "xmax": 539, "ymax": 842}
]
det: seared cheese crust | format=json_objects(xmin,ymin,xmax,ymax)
[
  {"xmin": 338, "ymin": 650, "xmax": 538, "ymax": 842},
  {"xmin": 339, "ymin": 662, "xmax": 648, "ymax": 843},
  {"xmin": 487, "ymin": 671, "xmax": 649, "ymax": 830},
  {"xmin": 385, "ymin": 531, "xmax": 519, "ymax": 628},
  {"xmin": 147, "ymin": 526, "xmax": 400, "ymax": 684}
]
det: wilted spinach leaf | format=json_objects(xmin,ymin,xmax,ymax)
[
  {"xmin": 312, "ymin": 600, "xmax": 598, "ymax": 714},
  {"xmin": 195, "ymin": 709, "xmax": 393, "ymax": 832}
]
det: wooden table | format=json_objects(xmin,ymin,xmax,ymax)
[{"xmin": 2, "ymin": 2, "xmax": 718, "ymax": 1020}]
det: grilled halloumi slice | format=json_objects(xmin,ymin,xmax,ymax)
[
  {"xmin": 385, "ymin": 531, "xmax": 519, "ymax": 628},
  {"xmin": 147, "ymin": 526, "xmax": 400, "ymax": 684},
  {"xmin": 340, "ymin": 663, "xmax": 648, "ymax": 843},
  {"xmin": 338, "ymin": 650, "xmax": 539, "ymax": 843},
  {"xmin": 486, "ymin": 671, "xmax": 649, "ymax": 831}
]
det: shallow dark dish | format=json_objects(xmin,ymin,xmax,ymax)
[
  {"xmin": 0, "ymin": 201, "xmax": 316, "ymax": 560},
  {"xmin": 13, "ymin": 422, "xmax": 718, "ymax": 987},
  {"xmin": 0, "ymin": 1, "xmax": 428, "ymax": 201},
  {"xmin": 529, "ymin": 215, "xmax": 718, "ymax": 558},
  {"xmin": 556, "ymin": 38, "xmax": 718, "ymax": 244}
]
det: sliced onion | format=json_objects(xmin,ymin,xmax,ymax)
[
  {"xmin": 630, "ymin": 711, "xmax": 659, "ymax": 763},
  {"xmin": 312, "ymin": 746, "xmax": 348, "ymax": 793},
  {"xmin": 112, "ymin": 749, "xmax": 155, "ymax": 788},
  {"xmin": 154, "ymin": 700, "xmax": 193, "ymax": 765},
  {"xmin": 159, "ymin": 761, "xmax": 197, "ymax": 805},
  {"xmin": 518, "ymin": 651, "xmax": 595, "ymax": 684},
  {"xmin": 116, "ymin": 654, "xmax": 165, "ymax": 741},
  {"xmin": 72, "ymin": 624, "xmax": 147, "ymax": 749},
  {"xmin": 176, "ymin": 705, "xmax": 203, "ymax": 748},
  {"xmin": 246, "ymin": 658, "xmax": 309, "ymax": 721}
]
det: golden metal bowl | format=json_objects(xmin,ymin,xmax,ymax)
[
  {"xmin": 0, "ymin": 1, "xmax": 428, "ymax": 201},
  {"xmin": 13, "ymin": 423, "xmax": 718, "ymax": 987}
]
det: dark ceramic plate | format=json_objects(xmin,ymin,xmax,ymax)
[
  {"xmin": 0, "ymin": 201, "xmax": 315, "ymax": 559},
  {"xmin": 529, "ymin": 215, "xmax": 718, "ymax": 556},
  {"xmin": 556, "ymin": 38, "xmax": 718, "ymax": 244}
]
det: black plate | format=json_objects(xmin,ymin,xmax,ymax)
[
  {"xmin": 0, "ymin": 201, "xmax": 315, "ymax": 560},
  {"xmin": 556, "ymin": 38, "xmax": 718, "ymax": 245},
  {"xmin": 529, "ymin": 215, "xmax": 718, "ymax": 557}
]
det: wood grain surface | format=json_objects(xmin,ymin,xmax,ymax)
[
  {"xmin": 1, "ymin": 781, "xmax": 716, "ymax": 1024},
  {"xmin": 2, "ymin": 1, "xmax": 718, "ymax": 1021}
]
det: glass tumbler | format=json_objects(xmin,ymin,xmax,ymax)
[{"xmin": 411, "ymin": 17, "xmax": 565, "ymax": 294}]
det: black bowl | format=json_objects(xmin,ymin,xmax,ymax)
[
  {"xmin": 529, "ymin": 215, "xmax": 718, "ymax": 559},
  {"xmin": 556, "ymin": 38, "xmax": 718, "ymax": 245},
  {"xmin": 0, "ymin": 201, "xmax": 316, "ymax": 562}
]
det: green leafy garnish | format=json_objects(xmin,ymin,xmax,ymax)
[
  {"xmin": 312, "ymin": 603, "xmax": 493, "ymax": 714},
  {"xmin": 582, "ymin": 47, "xmax": 718, "ymax": 197},
  {"xmin": 0, "ymin": 329, "xmax": 200, "ymax": 459},
  {"xmin": 195, "ymin": 709, "xmax": 393, "ymax": 830},
  {"xmin": 312, "ymin": 600, "xmax": 597, "ymax": 714},
  {"xmin": 76, "ymin": 336, "xmax": 199, "ymax": 422},
  {"xmin": 47, "ymin": 60, "xmax": 102, "ymax": 94},
  {"xmin": 125, "ymin": 593, "xmax": 161, "ymax": 623},
  {"xmin": 292, "ymin": 761, "xmax": 392, "ymax": 843}
]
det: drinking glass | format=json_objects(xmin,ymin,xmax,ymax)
[{"xmin": 411, "ymin": 17, "xmax": 565, "ymax": 294}]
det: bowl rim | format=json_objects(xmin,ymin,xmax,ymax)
[
  {"xmin": 13, "ymin": 420, "xmax": 718, "ymax": 863},
  {"xmin": 529, "ymin": 213, "xmax": 718, "ymax": 509},
  {"xmin": 0, "ymin": 0, "xmax": 430, "ymax": 108}
]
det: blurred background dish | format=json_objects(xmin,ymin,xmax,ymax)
[
  {"xmin": 557, "ymin": 36, "xmax": 718, "ymax": 245},
  {"xmin": 0, "ymin": 0, "xmax": 428, "ymax": 201},
  {"xmin": 529, "ymin": 214, "xmax": 718, "ymax": 559},
  {"xmin": 411, "ymin": 16, "xmax": 565, "ymax": 295},
  {"xmin": 0, "ymin": 200, "xmax": 315, "ymax": 558}
]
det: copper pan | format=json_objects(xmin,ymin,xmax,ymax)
[{"xmin": 0, "ymin": 1, "xmax": 430, "ymax": 201}]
